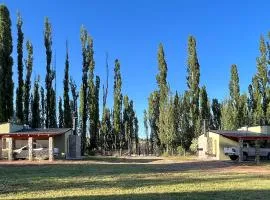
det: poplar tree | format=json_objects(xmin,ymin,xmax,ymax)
[
  {"xmin": 94, "ymin": 76, "xmax": 100, "ymax": 147},
  {"xmin": 113, "ymin": 59, "xmax": 122, "ymax": 151},
  {"xmin": 16, "ymin": 12, "xmax": 24, "ymax": 123},
  {"xmin": 70, "ymin": 78, "xmax": 79, "ymax": 134},
  {"xmin": 179, "ymin": 91, "xmax": 192, "ymax": 150},
  {"xmin": 31, "ymin": 78, "xmax": 40, "ymax": 128},
  {"xmin": 200, "ymin": 86, "xmax": 210, "ymax": 125},
  {"xmin": 58, "ymin": 97, "xmax": 64, "ymax": 128},
  {"xmin": 44, "ymin": 17, "xmax": 55, "ymax": 128},
  {"xmin": 50, "ymin": 89, "xmax": 57, "ymax": 128},
  {"xmin": 87, "ymin": 35, "xmax": 96, "ymax": 149},
  {"xmin": 63, "ymin": 42, "xmax": 72, "ymax": 128},
  {"xmin": 156, "ymin": 44, "xmax": 169, "ymax": 152},
  {"xmin": 148, "ymin": 91, "xmax": 160, "ymax": 155},
  {"xmin": 143, "ymin": 109, "xmax": 149, "ymax": 155},
  {"xmin": 134, "ymin": 116, "xmax": 139, "ymax": 154},
  {"xmin": 210, "ymin": 99, "xmax": 221, "ymax": 130},
  {"xmin": 187, "ymin": 36, "xmax": 200, "ymax": 138},
  {"xmin": 24, "ymin": 41, "xmax": 33, "ymax": 125},
  {"xmin": 173, "ymin": 92, "xmax": 181, "ymax": 148},
  {"xmin": 256, "ymin": 36, "xmax": 268, "ymax": 124},
  {"xmin": 40, "ymin": 87, "xmax": 45, "ymax": 128},
  {"xmin": 0, "ymin": 5, "xmax": 13, "ymax": 122},
  {"xmin": 228, "ymin": 64, "xmax": 240, "ymax": 128},
  {"xmin": 79, "ymin": 26, "xmax": 90, "ymax": 154}
]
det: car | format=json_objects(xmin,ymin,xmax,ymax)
[
  {"xmin": 224, "ymin": 143, "xmax": 270, "ymax": 161},
  {"xmin": 13, "ymin": 142, "xmax": 59, "ymax": 160}
]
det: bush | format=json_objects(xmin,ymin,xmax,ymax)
[
  {"xmin": 177, "ymin": 146, "xmax": 185, "ymax": 156},
  {"xmin": 190, "ymin": 138, "xmax": 198, "ymax": 154}
]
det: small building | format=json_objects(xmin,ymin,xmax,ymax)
[
  {"xmin": 198, "ymin": 126, "xmax": 270, "ymax": 160},
  {"xmin": 0, "ymin": 122, "xmax": 81, "ymax": 161}
]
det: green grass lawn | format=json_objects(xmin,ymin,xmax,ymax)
[{"xmin": 0, "ymin": 157, "xmax": 270, "ymax": 200}]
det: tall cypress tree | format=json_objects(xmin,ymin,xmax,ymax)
[
  {"xmin": 24, "ymin": 40, "xmax": 33, "ymax": 125},
  {"xmin": 187, "ymin": 36, "xmax": 200, "ymax": 138},
  {"xmin": 58, "ymin": 97, "xmax": 64, "ymax": 128},
  {"xmin": 0, "ymin": 5, "xmax": 13, "ymax": 122},
  {"xmin": 31, "ymin": 78, "xmax": 40, "ymax": 128},
  {"xmin": 44, "ymin": 17, "xmax": 55, "ymax": 128},
  {"xmin": 63, "ymin": 41, "xmax": 72, "ymax": 128},
  {"xmin": 113, "ymin": 59, "xmax": 122, "ymax": 151},
  {"xmin": 16, "ymin": 12, "xmax": 24, "ymax": 123}
]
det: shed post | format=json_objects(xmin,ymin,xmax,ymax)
[
  {"xmin": 49, "ymin": 136, "xmax": 54, "ymax": 161},
  {"xmin": 7, "ymin": 137, "xmax": 13, "ymax": 161},
  {"xmin": 238, "ymin": 139, "xmax": 243, "ymax": 163},
  {"xmin": 255, "ymin": 139, "xmax": 260, "ymax": 165},
  {"xmin": 28, "ymin": 137, "xmax": 33, "ymax": 161}
]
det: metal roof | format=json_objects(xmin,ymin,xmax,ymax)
[
  {"xmin": 0, "ymin": 128, "xmax": 71, "ymax": 138},
  {"xmin": 210, "ymin": 130, "xmax": 270, "ymax": 140}
]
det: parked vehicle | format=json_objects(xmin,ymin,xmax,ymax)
[
  {"xmin": 12, "ymin": 142, "xmax": 59, "ymax": 160},
  {"xmin": 224, "ymin": 143, "xmax": 270, "ymax": 161}
]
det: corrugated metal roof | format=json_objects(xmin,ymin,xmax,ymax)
[
  {"xmin": 210, "ymin": 130, "xmax": 270, "ymax": 140},
  {"xmin": 0, "ymin": 128, "xmax": 71, "ymax": 138}
]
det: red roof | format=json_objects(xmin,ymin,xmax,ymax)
[
  {"xmin": 0, "ymin": 128, "xmax": 71, "ymax": 139},
  {"xmin": 211, "ymin": 130, "xmax": 270, "ymax": 140}
]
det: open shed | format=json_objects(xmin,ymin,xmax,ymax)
[
  {"xmin": 0, "ymin": 123, "xmax": 81, "ymax": 161},
  {"xmin": 198, "ymin": 126, "xmax": 270, "ymax": 161}
]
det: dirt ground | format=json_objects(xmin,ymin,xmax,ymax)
[{"xmin": 1, "ymin": 156, "xmax": 269, "ymax": 174}]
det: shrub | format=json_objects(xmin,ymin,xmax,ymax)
[
  {"xmin": 177, "ymin": 146, "xmax": 185, "ymax": 156},
  {"xmin": 190, "ymin": 138, "xmax": 198, "ymax": 154}
]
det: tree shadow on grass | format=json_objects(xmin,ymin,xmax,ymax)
[{"xmin": 18, "ymin": 190, "xmax": 270, "ymax": 200}]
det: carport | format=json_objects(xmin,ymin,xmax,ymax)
[
  {"xmin": 217, "ymin": 131, "xmax": 270, "ymax": 163},
  {"xmin": 0, "ymin": 128, "xmax": 72, "ymax": 161}
]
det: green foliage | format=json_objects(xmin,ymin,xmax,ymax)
[
  {"xmin": 210, "ymin": 99, "xmax": 221, "ymax": 130},
  {"xmin": 58, "ymin": 97, "xmax": 64, "ymax": 128},
  {"xmin": 189, "ymin": 138, "xmax": 198, "ymax": 154},
  {"xmin": 44, "ymin": 17, "xmax": 56, "ymax": 128},
  {"xmin": 79, "ymin": 26, "xmax": 91, "ymax": 154},
  {"xmin": 24, "ymin": 40, "xmax": 33, "ymax": 125},
  {"xmin": 148, "ymin": 91, "xmax": 160, "ymax": 155},
  {"xmin": 0, "ymin": 5, "xmax": 13, "ymax": 122},
  {"xmin": 187, "ymin": 36, "xmax": 200, "ymax": 138},
  {"xmin": 63, "ymin": 42, "xmax": 72, "ymax": 128},
  {"xmin": 177, "ymin": 145, "xmax": 185, "ymax": 156},
  {"xmin": 16, "ymin": 12, "xmax": 24, "ymax": 123},
  {"xmin": 113, "ymin": 59, "xmax": 122, "ymax": 149},
  {"xmin": 221, "ymin": 99, "xmax": 237, "ymax": 130},
  {"xmin": 31, "ymin": 78, "xmax": 40, "ymax": 128},
  {"xmin": 70, "ymin": 78, "xmax": 79, "ymax": 134},
  {"xmin": 40, "ymin": 87, "xmax": 45, "ymax": 128}
]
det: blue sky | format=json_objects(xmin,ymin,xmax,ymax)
[{"xmin": 3, "ymin": 0, "xmax": 270, "ymax": 137}]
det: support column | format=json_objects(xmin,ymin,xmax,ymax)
[
  {"xmin": 255, "ymin": 139, "xmax": 260, "ymax": 165},
  {"xmin": 7, "ymin": 137, "xmax": 13, "ymax": 161},
  {"xmin": 49, "ymin": 137, "xmax": 54, "ymax": 161},
  {"xmin": 28, "ymin": 137, "xmax": 33, "ymax": 161},
  {"xmin": 239, "ymin": 139, "xmax": 243, "ymax": 163}
]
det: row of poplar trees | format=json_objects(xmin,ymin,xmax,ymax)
[
  {"xmin": 0, "ymin": 4, "xmax": 139, "ymax": 155},
  {"xmin": 145, "ymin": 33, "xmax": 270, "ymax": 155}
]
